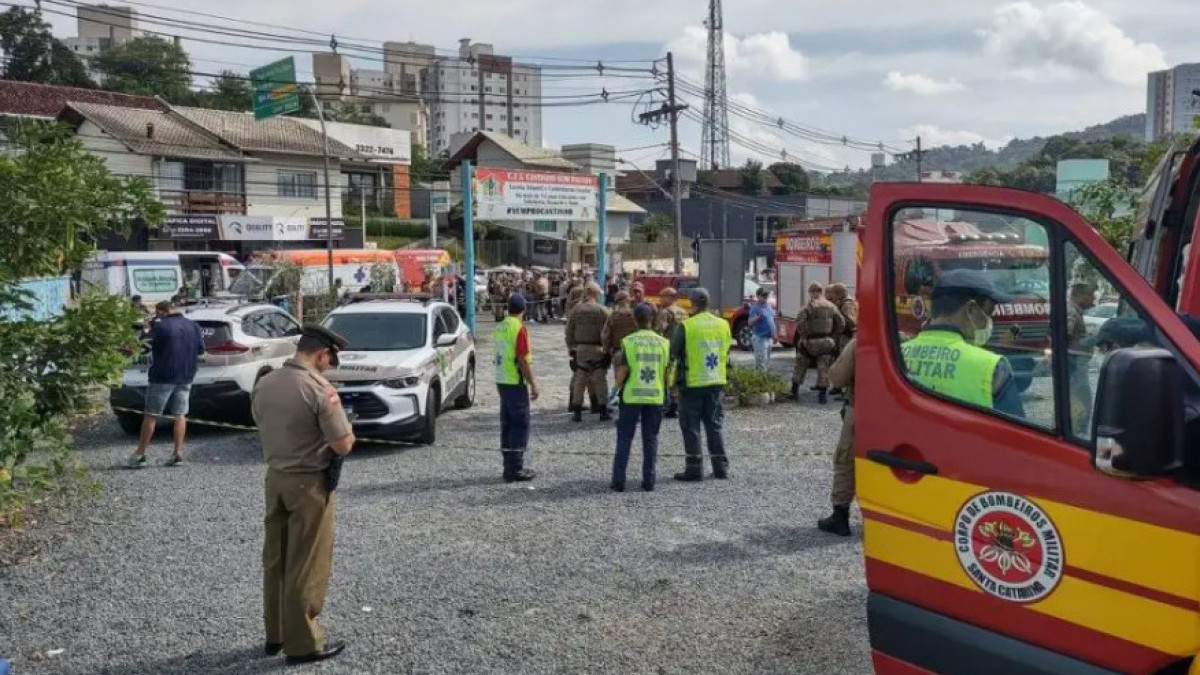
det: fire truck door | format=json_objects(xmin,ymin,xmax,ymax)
[{"xmin": 859, "ymin": 183, "xmax": 1200, "ymax": 675}]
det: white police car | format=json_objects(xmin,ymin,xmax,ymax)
[{"xmin": 321, "ymin": 296, "xmax": 475, "ymax": 444}]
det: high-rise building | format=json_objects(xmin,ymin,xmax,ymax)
[
  {"xmin": 1146, "ymin": 63, "xmax": 1200, "ymax": 140},
  {"xmin": 315, "ymin": 39, "xmax": 542, "ymax": 157},
  {"xmin": 62, "ymin": 4, "xmax": 137, "ymax": 79}
]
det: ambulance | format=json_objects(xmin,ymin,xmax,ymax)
[
  {"xmin": 229, "ymin": 249, "xmax": 399, "ymax": 297},
  {"xmin": 856, "ymin": 157, "xmax": 1200, "ymax": 674}
]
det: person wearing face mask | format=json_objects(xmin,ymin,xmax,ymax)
[{"xmin": 900, "ymin": 270, "xmax": 1025, "ymax": 418}]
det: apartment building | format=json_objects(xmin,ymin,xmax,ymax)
[
  {"xmin": 1147, "ymin": 62, "xmax": 1200, "ymax": 140},
  {"xmin": 61, "ymin": 4, "xmax": 138, "ymax": 82}
]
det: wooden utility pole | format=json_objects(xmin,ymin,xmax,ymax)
[{"xmin": 638, "ymin": 52, "xmax": 689, "ymax": 273}]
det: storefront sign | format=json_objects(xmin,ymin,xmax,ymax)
[
  {"xmin": 532, "ymin": 238, "xmax": 561, "ymax": 255},
  {"xmin": 308, "ymin": 218, "xmax": 346, "ymax": 240},
  {"xmin": 776, "ymin": 232, "xmax": 833, "ymax": 264},
  {"xmin": 473, "ymin": 168, "xmax": 597, "ymax": 222},
  {"xmin": 159, "ymin": 215, "xmax": 218, "ymax": 240}
]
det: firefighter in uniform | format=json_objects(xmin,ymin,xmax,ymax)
[
  {"xmin": 252, "ymin": 325, "xmax": 354, "ymax": 665},
  {"xmin": 818, "ymin": 337, "xmax": 857, "ymax": 537},
  {"xmin": 602, "ymin": 291, "xmax": 638, "ymax": 360},
  {"xmin": 901, "ymin": 270, "xmax": 1025, "ymax": 418},
  {"xmin": 611, "ymin": 303, "xmax": 671, "ymax": 492},
  {"xmin": 792, "ymin": 283, "xmax": 845, "ymax": 405},
  {"xmin": 671, "ymin": 288, "xmax": 732, "ymax": 482},
  {"xmin": 655, "ymin": 288, "xmax": 688, "ymax": 418},
  {"xmin": 566, "ymin": 283, "xmax": 612, "ymax": 421}
]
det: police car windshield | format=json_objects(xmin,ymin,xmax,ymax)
[
  {"xmin": 939, "ymin": 258, "xmax": 1048, "ymax": 298},
  {"xmin": 324, "ymin": 313, "xmax": 427, "ymax": 351}
]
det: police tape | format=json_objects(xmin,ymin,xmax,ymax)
[{"xmin": 109, "ymin": 407, "xmax": 833, "ymax": 460}]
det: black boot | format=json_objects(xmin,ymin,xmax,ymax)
[
  {"xmin": 504, "ymin": 452, "xmax": 536, "ymax": 483},
  {"xmin": 817, "ymin": 505, "xmax": 852, "ymax": 537},
  {"xmin": 599, "ymin": 408, "xmax": 612, "ymax": 422},
  {"xmin": 790, "ymin": 382, "xmax": 800, "ymax": 400},
  {"xmin": 817, "ymin": 388, "xmax": 828, "ymax": 405},
  {"xmin": 571, "ymin": 406, "xmax": 583, "ymax": 423},
  {"xmin": 674, "ymin": 459, "xmax": 705, "ymax": 482},
  {"xmin": 501, "ymin": 451, "xmax": 519, "ymax": 482}
]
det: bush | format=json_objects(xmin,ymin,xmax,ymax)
[
  {"xmin": 349, "ymin": 217, "xmax": 429, "ymax": 239},
  {"xmin": 726, "ymin": 366, "xmax": 790, "ymax": 405}
]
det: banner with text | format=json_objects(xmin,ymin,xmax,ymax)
[
  {"xmin": 776, "ymin": 232, "xmax": 833, "ymax": 264},
  {"xmin": 473, "ymin": 168, "xmax": 597, "ymax": 222}
]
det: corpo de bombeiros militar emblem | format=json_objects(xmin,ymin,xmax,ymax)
[{"xmin": 954, "ymin": 491, "xmax": 1064, "ymax": 604}]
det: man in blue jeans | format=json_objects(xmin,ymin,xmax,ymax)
[
  {"xmin": 611, "ymin": 304, "xmax": 671, "ymax": 492},
  {"xmin": 748, "ymin": 286, "xmax": 775, "ymax": 372},
  {"xmin": 129, "ymin": 301, "xmax": 204, "ymax": 468}
]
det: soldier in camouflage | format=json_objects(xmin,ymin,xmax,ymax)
[
  {"xmin": 792, "ymin": 283, "xmax": 845, "ymax": 405},
  {"xmin": 566, "ymin": 283, "xmax": 612, "ymax": 422}
]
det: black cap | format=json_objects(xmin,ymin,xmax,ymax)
[
  {"xmin": 1081, "ymin": 316, "xmax": 1153, "ymax": 349},
  {"xmin": 303, "ymin": 324, "xmax": 348, "ymax": 366},
  {"xmin": 508, "ymin": 293, "xmax": 527, "ymax": 313},
  {"xmin": 633, "ymin": 302, "xmax": 657, "ymax": 323},
  {"xmin": 932, "ymin": 269, "xmax": 1012, "ymax": 304}
]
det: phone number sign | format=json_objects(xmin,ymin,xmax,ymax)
[{"xmin": 472, "ymin": 168, "xmax": 598, "ymax": 222}]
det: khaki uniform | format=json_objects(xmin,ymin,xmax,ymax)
[
  {"xmin": 252, "ymin": 359, "xmax": 353, "ymax": 657},
  {"xmin": 793, "ymin": 298, "xmax": 846, "ymax": 388},
  {"xmin": 566, "ymin": 284, "xmax": 587, "ymax": 315},
  {"xmin": 602, "ymin": 306, "xmax": 638, "ymax": 356},
  {"xmin": 836, "ymin": 297, "xmax": 859, "ymax": 353},
  {"xmin": 828, "ymin": 339, "xmax": 856, "ymax": 507},
  {"xmin": 566, "ymin": 300, "xmax": 610, "ymax": 410},
  {"xmin": 489, "ymin": 279, "xmax": 508, "ymax": 321},
  {"xmin": 655, "ymin": 304, "xmax": 686, "ymax": 339}
]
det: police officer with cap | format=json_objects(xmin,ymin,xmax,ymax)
[
  {"xmin": 252, "ymin": 324, "xmax": 355, "ymax": 665},
  {"xmin": 901, "ymin": 270, "xmax": 1025, "ymax": 418}
]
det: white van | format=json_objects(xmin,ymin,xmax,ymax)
[{"xmin": 82, "ymin": 252, "xmax": 244, "ymax": 304}]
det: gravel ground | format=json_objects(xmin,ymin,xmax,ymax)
[{"xmin": 0, "ymin": 319, "xmax": 869, "ymax": 675}]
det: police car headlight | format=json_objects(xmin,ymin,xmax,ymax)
[{"xmin": 381, "ymin": 375, "xmax": 421, "ymax": 389}]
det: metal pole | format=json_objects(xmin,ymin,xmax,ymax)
[
  {"xmin": 462, "ymin": 161, "xmax": 477, "ymax": 333},
  {"xmin": 429, "ymin": 186, "xmax": 438, "ymax": 248},
  {"xmin": 720, "ymin": 199, "xmax": 728, "ymax": 311},
  {"xmin": 310, "ymin": 91, "xmax": 335, "ymax": 298},
  {"xmin": 916, "ymin": 135, "xmax": 923, "ymax": 183},
  {"xmin": 597, "ymin": 172, "xmax": 608, "ymax": 305},
  {"xmin": 360, "ymin": 187, "xmax": 366, "ymax": 237},
  {"xmin": 667, "ymin": 52, "xmax": 684, "ymax": 275}
]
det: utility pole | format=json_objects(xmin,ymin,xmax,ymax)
[
  {"xmin": 639, "ymin": 52, "xmax": 688, "ymax": 274},
  {"xmin": 915, "ymin": 135, "xmax": 924, "ymax": 182}
]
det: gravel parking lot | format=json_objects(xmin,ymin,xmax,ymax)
[{"xmin": 1, "ymin": 319, "xmax": 869, "ymax": 675}]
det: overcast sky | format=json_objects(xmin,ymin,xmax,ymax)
[{"xmin": 37, "ymin": 0, "xmax": 1198, "ymax": 170}]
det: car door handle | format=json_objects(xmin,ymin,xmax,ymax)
[{"xmin": 866, "ymin": 450, "xmax": 939, "ymax": 475}]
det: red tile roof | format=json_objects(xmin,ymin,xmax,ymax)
[{"xmin": 0, "ymin": 80, "xmax": 163, "ymax": 118}]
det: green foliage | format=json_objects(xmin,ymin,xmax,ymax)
[
  {"xmin": 193, "ymin": 70, "xmax": 253, "ymax": 112},
  {"xmin": 0, "ymin": 124, "xmax": 159, "ymax": 523},
  {"xmin": 768, "ymin": 162, "xmax": 809, "ymax": 195},
  {"xmin": 727, "ymin": 365, "xmax": 790, "ymax": 404},
  {"xmin": 411, "ymin": 142, "xmax": 446, "ymax": 183},
  {"xmin": 0, "ymin": 7, "xmax": 93, "ymax": 87},
  {"xmin": 634, "ymin": 214, "xmax": 672, "ymax": 243},
  {"xmin": 1070, "ymin": 178, "xmax": 1140, "ymax": 252},
  {"xmin": 92, "ymin": 36, "xmax": 192, "ymax": 102},
  {"xmin": 348, "ymin": 217, "xmax": 429, "ymax": 239},
  {"xmin": 738, "ymin": 159, "xmax": 764, "ymax": 195}
]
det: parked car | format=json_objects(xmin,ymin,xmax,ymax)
[
  {"xmin": 110, "ymin": 301, "xmax": 303, "ymax": 434},
  {"xmin": 321, "ymin": 296, "xmax": 475, "ymax": 445},
  {"xmin": 1083, "ymin": 301, "xmax": 1119, "ymax": 335}
]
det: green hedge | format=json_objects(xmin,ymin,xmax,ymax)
[{"xmin": 346, "ymin": 217, "xmax": 430, "ymax": 239}]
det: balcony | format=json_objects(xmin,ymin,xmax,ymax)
[{"xmin": 158, "ymin": 190, "xmax": 247, "ymax": 215}]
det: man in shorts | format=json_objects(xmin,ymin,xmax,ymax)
[{"xmin": 128, "ymin": 301, "xmax": 205, "ymax": 468}]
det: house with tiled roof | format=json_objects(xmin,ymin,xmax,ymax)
[{"xmin": 0, "ymin": 80, "xmax": 163, "ymax": 120}]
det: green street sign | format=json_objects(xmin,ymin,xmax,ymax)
[{"xmin": 251, "ymin": 57, "xmax": 301, "ymax": 120}]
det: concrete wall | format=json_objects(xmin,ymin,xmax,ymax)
[{"xmin": 245, "ymin": 153, "xmax": 344, "ymax": 220}]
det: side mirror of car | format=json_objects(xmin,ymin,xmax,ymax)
[
  {"xmin": 1092, "ymin": 348, "xmax": 1185, "ymax": 477},
  {"xmin": 435, "ymin": 333, "xmax": 458, "ymax": 347}
]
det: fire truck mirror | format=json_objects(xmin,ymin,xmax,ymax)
[{"xmin": 1092, "ymin": 348, "xmax": 1185, "ymax": 477}]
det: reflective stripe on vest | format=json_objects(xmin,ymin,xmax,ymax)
[
  {"xmin": 900, "ymin": 329, "xmax": 999, "ymax": 408},
  {"xmin": 621, "ymin": 329, "xmax": 670, "ymax": 404},
  {"xmin": 683, "ymin": 312, "xmax": 732, "ymax": 388},
  {"xmin": 492, "ymin": 316, "xmax": 525, "ymax": 385}
]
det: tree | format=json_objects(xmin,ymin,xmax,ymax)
[
  {"xmin": 634, "ymin": 214, "xmax": 672, "ymax": 243},
  {"xmin": 92, "ymin": 36, "xmax": 191, "ymax": 102},
  {"xmin": 768, "ymin": 162, "xmax": 809, "ymax": 195},
  {"xmin": 0, "ymin": 7, "xmax": 93, "ymax": 87},
  {"xmin": 410, "ymin": 143, "xmax": 445, "ymax": 184},
  {"xmin": 194, "ymin": 70, "xmax": 252, "ymax": 112},
  {"xmin": 328, "ymin": 102, "xmax": 389, "ymax": 128},
  {"xmin": 739, "ymin": 159, "xmax": 763, "ymax": 196},
  {"xmin": 1071, "ymin": 177, "xmax": 1139, "ymax": 252}
]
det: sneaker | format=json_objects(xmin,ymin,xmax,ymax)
[
  {"xmin": 164, "ymin": 455, "xmax": 184, "ymax": 467},
  {"xmin": 126, "ymin": 453, "xmax": 147, "ymax": 470}
]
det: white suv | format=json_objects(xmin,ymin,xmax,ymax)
[
  {"xmin": 111, "ymin": 301, "xmax": 302, "ymax": 434},
  {"xmin": 322, "ymin": 297, "xmax": 476, "ymax": 444}
]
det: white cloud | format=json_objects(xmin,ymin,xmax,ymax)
[
  {"xmin": 883, "ymin": 71, "xmax": 966, "ymax": 95},
  {"xmin": 901, "ymin": 125, "xmax": 1011, "ymax": 149},
  {"xmin": 667, "ymin": 25, "xmax": 809, "ymax": 84},
  {"xmin": 980, "ymin": 1, "xmax": 1167, "ymax": 86}
]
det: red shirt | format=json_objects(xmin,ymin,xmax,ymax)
[{"xmin": 516, "ymin": 325, "xmax": 531, "ymax": 362}]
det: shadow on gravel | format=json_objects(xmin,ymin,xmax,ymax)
[
  {"xmin": 655, "ymin": 525, "xmax": 857, "ymax": 565},
  {"xmin": 340, "ymin": 474, "xmax": 499, "ymax": 497},
  {"xmin": 94, "ymin": 646, "xmax": 283, "ymax": 675}
]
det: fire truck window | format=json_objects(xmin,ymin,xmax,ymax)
[{"xmin": 890, "ymin": 207, "xmax": 1056, "ymax": 431}]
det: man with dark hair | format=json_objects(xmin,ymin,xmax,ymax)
[
  {"xmin": 494, "ymin": 294, "xmax": 539, "ymax": 482},
  {"xmin": 253, "ymin": 325, "xmax": 355, "ymax": 665},
  {"xmin": 128, "ymin": 300, "xmax": 204, "ymax": 469},
  {"xmin": 901, "ymin": 270, "xmax": 1024, "ymax": 418},
  {"xmin": 671, "ymin": 288, "xmax": 733, "ymax": 482},
  {"xmin": 611, "ymin": 303, "xmax": 671, "ymax": 492}
]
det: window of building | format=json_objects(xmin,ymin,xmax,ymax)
[
  {"xmin": 485, "ymin": 86, "xmax": 492, "ymax": 93},
  {"xmin": 277, "ymin": 171, "xmax": 318, "ymax": 199},
  {"xmin": 485, "ymin": 113, "xmax": 493, "ymax": 120},
  {"xmin": 513, "ymin": 115, "xmax": 521, "ymax": 122},
  {"xmin": 533, "ymin": 221, "xmax": 557, "ymax": 234},
  {"xmin": 472, "ymin": 112, "xmax": 479, "ymax": 118},
  {"xmin": 470, "ymin": 84, "xmax": 477, "ymax": 91},
  {"xmin": 754, "ymin": 215, "xmax": 793, "ymax": 244}
]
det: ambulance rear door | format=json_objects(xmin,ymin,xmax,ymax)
[{"xmin": 859, "ymin": 182, "xmax": 1200, "ymax": 675}]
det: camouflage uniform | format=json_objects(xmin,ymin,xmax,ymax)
[
  {"xmin": 489, "ymin": 277, "xmax": 508, "ymax": 322},
  {"xmin": 835, "ymin": 297, "xmax": 859, "ymax": 353},
  {"xmin": 566, "ymin": 283, "xmax": 587, "ymax": 315},
  {"xmin": 828, "ymin": 338, "xmax": 856, "ymax": 507},
  {"xmin": 793, "ymin": 297, "xmax": 846, "ymax": 389},
  {"xmin": 565, "ymin": 300, "xmax": 611, "ymax": 413},
  {"xmin": 655, "ymin": 304, "xmax": 687, "ymax": 340},
  {"xmin": 602, "ymin": 306, "xmax": 638, "ymax": 358}
]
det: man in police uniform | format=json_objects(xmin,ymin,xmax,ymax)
[
  {"xmin": 494, "ymin": 294, "xmax": 540, "ymax": 482},
  {"xmin": 655, "ymin": 288, "xmax": 688, "ymax": 418},
  {"xmin": 611, "ymin": 303, "xmax": 671, "ymax": 492},
  {"xmin": 671, "ymin": 288, "xmax": 732, "ymax": 482},
  {"xmin": 792, "ymin": 283, "xmax": 845, "ymax": 404},
  {"xmin": 901, "ymin": 270, "xmax": 1025, "ymax": 418},
  {"xmin": 252, "ymin": 325, "xmax": 355, "ymax": 665},
  {"xmin": 826, "ymin": 283, "xmax": 857, "ymax": 353},
  {"xmin": 566, "ymin": 283, "xmax": 612, "ymax": 422},
  {"xmin": 818, "ymin": 337, "xmax": 857, "ymax": 537},
  {"xmin": 602, "ymin": 290, "xmax": 638, "ymax": 360}
]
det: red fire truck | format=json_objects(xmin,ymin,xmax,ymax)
[{"xmin": 774, "ymin": 218, "xmax": 860, "ymax": 347}]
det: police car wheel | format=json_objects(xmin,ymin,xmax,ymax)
[
  {"xmin": 418, "ymin": 389, "xmax": 438, "ymax": 445},
  {"xmin": 454, "ymin": 360, "xmax": 476, "ymax": 410}
]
